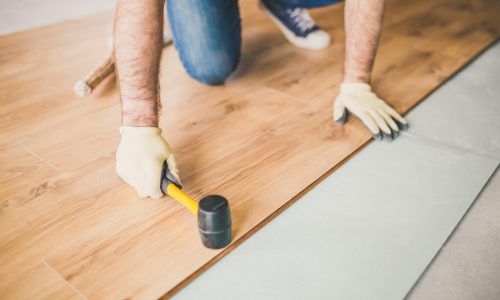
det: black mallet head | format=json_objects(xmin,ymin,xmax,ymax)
[
  {"xmin": 198, "ymin": 195, "xmax": 231, "ymax": 249},
  {"xmin": 160, "ymin": 161, "xmax": 232, "ymax": 249}
]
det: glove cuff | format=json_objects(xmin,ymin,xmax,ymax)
[
  {"xmin": 119, "ymin": 126, "xmax": 162, "ymax": 136},
  {"xmin": 340, "ymin": 82, "xmax": 372, "ymax": 93}
]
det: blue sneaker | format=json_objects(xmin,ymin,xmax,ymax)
[{"xmin": 259, "ymin": 0, "xmax": 331, "ymax": 50}]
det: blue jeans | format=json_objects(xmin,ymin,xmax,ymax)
[{"xmin": 166, "ymin": 0, "xmax": 339, "ymax": 85}]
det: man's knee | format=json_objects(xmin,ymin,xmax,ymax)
[
  {"xmin": 184, "ymin": 50, "xmax": 239, "ymax": 85},
  {"xmin": 166, "ymin": 0, "xmax": 241, "ymax": 85}
]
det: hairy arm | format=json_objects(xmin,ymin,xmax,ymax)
[
  {"xmin": 114, "ymin": 0, "xmax": 165, "ymax": 127},
  {"xmin": 334, "ymin": 0, "xmax": 407, "ymax": 140},
  {"xmin": 343, "ymin": 0, "xmax": 385, "ymax": 83}
]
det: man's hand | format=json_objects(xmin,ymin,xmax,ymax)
[
  {"xmin": 335, "ymin": 0, "xmax": 407, "ymax": 140},
  {"xmin": 333, "ymin": 82, "xmax": 408, "ymax": 140},
  {"xmin": 116, "ymin": 126, "xmax": 180, "ymax": 198},
  {"xmin": 114, "ymin": 0, "xmax": 175, "ymax": 197}
]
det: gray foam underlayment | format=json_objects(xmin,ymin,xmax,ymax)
[{"xmin": 174, "ymin": 43, "xmax": 500, "ymax": 300}]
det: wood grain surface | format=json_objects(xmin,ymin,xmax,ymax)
[{"xmin": 0, "ymin": 0, "xmax": 498, "ymax": 299}]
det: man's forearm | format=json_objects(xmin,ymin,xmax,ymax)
[
  {"xmin": 114, "ymin": 0, "xmax": 165, "ymax": 127},
  {"xmin": 343, "ymin": 0, "xmax": 385, "ymax": 83}
]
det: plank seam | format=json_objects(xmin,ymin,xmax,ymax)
[
  {"xmin": 18, "ymin": 143, "xmax": 63, "ymax": 173},
  {"xmin": 261, "ymin": 85, "xmax": 325, "ymax": 105},
  {"xmin": 42, "ymin": 260, "xmax": 89, "ymax": 300}
]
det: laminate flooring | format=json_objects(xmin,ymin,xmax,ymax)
[{"xmin": 0, "ymin": 0, "xmax": 499, "ymax": 298}]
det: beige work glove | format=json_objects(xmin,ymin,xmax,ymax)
[
  {"xmin": 333, "ymin": 82, "xmax": 409, "ymax": 141},
  {"xmin": 116, "ymin": 126, "xmax": 181, "ymax": 199}
]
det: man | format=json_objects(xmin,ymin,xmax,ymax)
[{"xmin": 114, "ymin": 0, "xmax": 409, "ymax": 199}]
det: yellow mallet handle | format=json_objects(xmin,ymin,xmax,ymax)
[{"xmin": 166, "ymin": 183, "xmax": 199, "ymax": 215}]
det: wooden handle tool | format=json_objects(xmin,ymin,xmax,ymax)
[{"xmin": 74, "ymin": 31, "xmax": 172, "ymax": 98}]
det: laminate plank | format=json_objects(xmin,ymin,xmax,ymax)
[
  {"xmin": 0, "ymin": 13, "xmax": 114, "ymax": 147},
  {"xmin": 0, "ymin": 262, "xmax": 82, "ymax": 299},
  {"xmin": 0, "ymin": 0, "xmax": 498, "ymax": 298},
  {"xmin": 0, "ymin": 87, "xmax": 306, "ymax": 299},
  {"xmin": 0, "ymin": 144, "xmax": 59, "ymax": 217}
]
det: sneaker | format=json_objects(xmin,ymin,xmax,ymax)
[{"xmin": 259, "ymin": 0, "xmax": 331, "ymax": 50}]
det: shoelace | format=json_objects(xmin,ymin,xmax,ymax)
[{"xmin": 288, "ymin": 8, "xmax": 315, "ymax": 32}]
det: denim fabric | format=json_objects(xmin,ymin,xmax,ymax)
[
  {"xmin": 166, "ymin": 0, "xmax": 242, "ymax": 85},
  {"xmin": 278, "ymin": 0, "xmax": 340, "ymax": 8},
  {"xmin": 166, "ymin": 0, "xmax": 340, "ymax": 85}
]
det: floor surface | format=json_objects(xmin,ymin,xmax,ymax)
[
  {"xmin": 174, "ymin": 44, "xmax": 500, "ymax": 300},
  {"xmin": 1, "ymin": 1, "xmax": 499, "ymax": 299}
]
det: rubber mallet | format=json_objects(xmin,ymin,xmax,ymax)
[{"xmin": 160, "ymin": 162, "xmax": 232, "ymax": 249}]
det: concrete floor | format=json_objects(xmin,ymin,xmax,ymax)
[
  {"xmin": 1, "ymin": 2, "xmax": 499, "ymax": 299},
  {"xmin": 409, "ymin": 168, "xmax": 500, "ymax": 300}
]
